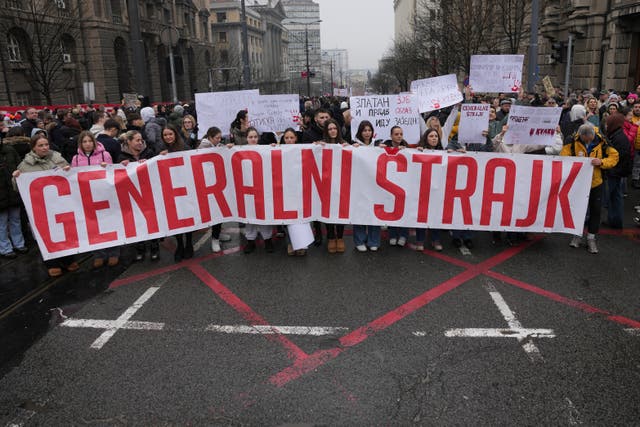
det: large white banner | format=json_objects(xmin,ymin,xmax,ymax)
[
  {"xmin": 410, "ymin": 74, "xmax": 463, "ymax": 113},
  {"xmin": 503, "ymin": 106, "xmax": 562, "ymax": 145},
  {"xmin": 458, "ymin": 104, "xmax": 490, "ymax": 145},
  {"xmin": 249, "ymin": 94, "xmax": 300, "ymax": 134},
  {"xmin": 350, "ymin": 94, "xmax": 421, "ymax": 144},
  {"xmin": 16, "ymin": 146, "xmax": 592, "ymax": 259},
  {"xmin": 195, "ymin": 89, "xmax": 260, "ymax": 138},
  {"xmin": 469, "ymin": 55, "xmax": 525, "ymax": 93}
]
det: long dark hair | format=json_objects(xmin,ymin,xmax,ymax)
[
  {"xmin": 355, "ymin": 120, "xmax": 374, "ymax": 144},
  {"xmin": 279, "ymin": 128, "xmax": 298, "ymax": 144},
  {"xmin": 230, "ymin": 110, "xmax": 248, "ymax": 130},
  {"xmin": 205, "ymin": 126, "xmax": 222, "ymax": 139},
  {"xmin": 162, "ymin": 124, "xmax": 185, "ymax": 152},
  {"xmin": 419, "ymin": 127, "xmax": 443, "ymax": 150},
  {"xmin": 323, "ymin": 118, "xmax": 344, "ymax": 144}
]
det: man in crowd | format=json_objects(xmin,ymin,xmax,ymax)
[
  {"xmin": 19, "ymin": 108, "xmax": 38, "ymax": 137},
  {"xmin": 302, "ymin": 108, "xmax": 330, "ymax": 143}
]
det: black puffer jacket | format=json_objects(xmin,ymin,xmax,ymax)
[
  {"xmin": 606, "ymin": 127, "xmax": 631, "ymax": 178},
  {"xmin": 302, "ymin": 121, "xmax": 324, "ymax": 144},
  {"xmin": 0, "ymin": 143, "xmax": 21, "ymax": 209}
]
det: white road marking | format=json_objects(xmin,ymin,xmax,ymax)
[
  {"xmin": 459, "ymin": 247, "xmax": 472, "ymax": 256},
  {"xmin": 193, "ymin": 232, "xmax": 211, "ymax": 252},
  {"xmin": 62, "ymin": 319, "xmax": 165, "ymax": 330},
  {"xmin": 205, "ymin": 324, "xmax": 349, "ymax": 336},
  {"xmin": 443, "ymin": 328, "xmax": 555, "ymax": 338},
  {"xmin": 624, "ymin": 328, "xmax": 640, "ymax": 336}
]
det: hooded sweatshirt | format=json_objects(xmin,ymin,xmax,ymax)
[{"xmin": 71, "ymin": 141, "xmax": 113, "ymax": 167}]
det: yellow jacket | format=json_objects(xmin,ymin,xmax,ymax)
[
  {"xmin": 631, "ymin": 115, "xmax": 640, "ymax": 150},
  {"xmin": 560, "ymin": 132, "xmax": 618, "ymax": 188}
]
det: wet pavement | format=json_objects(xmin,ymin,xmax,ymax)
[{"xmin": 1, "ymin": 192, "xmax": 639, "ymax": 425}]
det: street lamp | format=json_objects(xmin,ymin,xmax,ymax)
[{"xmin": 285, "ymin": 19, "xmax": 322, "ymax": 98}]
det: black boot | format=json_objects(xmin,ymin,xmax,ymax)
[
  {"xmin": 184, "ymin": 233, "xmax": 194, "ymax": 259},
  {"xmin": 244, "ymin": 240, "xmax": 256, "ymax": 254},
  {"xmin": 174, "ymin": 237, "xmax": 184, "ymax": 263},
  {"xmin": 135, "ymin": 243, "xmax": 146, "ymax": 262},
  {"xmin": 150, "ymin": 240, "xmax": 160, "ymax": 260},
  {"xmin": 264, "ymin": 238, "xmax": 274, "ymax": 253}
]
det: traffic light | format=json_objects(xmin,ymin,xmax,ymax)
[{"xmin": 550, "ymin": 42, "xmax": 565, "ymax": 63}]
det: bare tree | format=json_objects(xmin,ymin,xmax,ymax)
[
  {"xmin": 496, "ymin": 0, "xmax": 532, "ymax": 54},
  {"xmin": 0, "ymin": 0, "xmax": 83, "ymax": 104}
]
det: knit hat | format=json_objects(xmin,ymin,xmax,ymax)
[
  {"xmin": 140, "ymin": 106, "xmax": 155, "ymax": 123},
  {"xmin": 627, "ymin": 93, "xmax": 638, "ymax": 101},
  {"xmin": 173, "ymin": 104, "xmax": 184, "ymax": 115},
  {"xmin": 31, "ymin": 128, "xmax": 47, "ymax": 137},
  {"xmin": 606, "ymin": 112, "xmax": 625, "ymax": 134}
]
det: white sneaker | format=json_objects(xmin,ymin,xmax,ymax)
[
  {"xmin": 398, "ymin": 237, "xmax": 406, "ymax": 247},
  {"xmin": 415, "ymin": 244, "xmax": 424, "ymax": 251},
  {"xmin": 569, "ymin": 236, "xmax": 582, "ymax": 248},
  {"xmin": 369, "ymin": 246, "xmax": 378, "ymax": 252},
  {"xmin": 219, "ymin": 232, "xmax": 231, "ymax": 242},
  {"xmin": 356, "ymin": 244, "xmax": 367, "ymax": 252},
  {"xmin": 389, "ymin": 238, "xmax": 397, "ymax": 246},
  {"xmin": 211, "ymin": 239, "xmax": 221, "ymax": 253},
  {"xmin": 586, "ymin": 238, "xmax": 598, "ymax": 254}
]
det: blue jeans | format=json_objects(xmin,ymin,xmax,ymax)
[
  {"xmin": 353, "ymin": 224, "xmax": 381, "ymax": 247},
  {"xmin": 415, "ymin": 228, "xmax": 441, "ymax": 244},
  {"xmin": 452, "ymin": 230, "xmax": 472, "ymax": 241},
  {"xmin": 605, "ymin": 176, "xmax": 623, "ymax": 228},
  {"xmin": 388, "ymin": 227, "xmax": 409, "ymax": 240},
  {"xmin": 0, "ymin": 206, "xmax": 25, "ymax": 255}
]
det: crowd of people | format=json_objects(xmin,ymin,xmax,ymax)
[{"xmin": 0, "ymin": 83, "xmax": 639, "ymax": 278}]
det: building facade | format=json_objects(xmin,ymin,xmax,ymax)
[
  {"xmin": 0, "ymin": 0, "xmax": 217, "ymax": 106},
  {"xmin": 281, "ymin": 0, "xmax": 322, "ymax": 97},
  {"xmin": 321, "ymin": 48, "xmax": 349, "ymax": 94}
]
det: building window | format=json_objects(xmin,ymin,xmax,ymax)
[
  {"xmin": 202, "ymin": 20, "xmax": 208, "ymax": 41},
  {"xmin": 6, "ymin": 0, "xmax": 23, "ymax": 9},
  {"xmin": 55, "ymin": 0, "xmax": 66, "ymax": 9},
  {"xmin": 216, "ymin": 12, "xmax": 226, "ymax": 23},
  {"xmin": 219, "ymin": 32, "xmax": 226, "ymax": 42},
  {"xmin": 15, "ymin": 92, "xmax": 30, "ymax": 106},
  {"xmin": 146, "ymin": 3, "xmax": 154, "ymax": 18},
  {"xmin": 7, "ymin": 34, "xmax": 21, "ymax": 62}
]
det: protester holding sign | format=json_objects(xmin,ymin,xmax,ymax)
[
  {"xmin": 12, "ymin": 134, "xmax": 77, "ymax": 277},
  {"xmin": 561, "ymin": 123, "xmax": 619, "ymax": 254},
  {"xmin": 415, "ymin": 128, "xmax": 444, "ymax": 251},
  {"xmin": 352, "ymin": 121, "xmax": 381, "ymax": 252}
]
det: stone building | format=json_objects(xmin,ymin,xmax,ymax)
[
  {"xmin": 538, "ymin": 0, "xmax": 640, "ymax": 92},
  {"xmin": 0, "ymin": 0, "xmax": 216, "ymax": 106}
]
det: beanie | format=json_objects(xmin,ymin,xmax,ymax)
[{"xmin": 140, "ymin": 106, "xmax": 155, "ymax": 123}]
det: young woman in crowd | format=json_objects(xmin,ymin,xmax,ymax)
[
  {"xmin": 161, "ymin": 125, "xmax": 194, "ymax": 262},
  {"xmin": 181, "ymin": 114, "xmax": 198, "ymax": 149},
  {"xmin": 243, "ymin": 127, "xmax": 274, "ymax": 254},
  {"xmin": 351, "ymin": 120, "xmax": 381, "ymax": 252},
  {"xmin": 415, "ymin": 128, "xmax": 444, "ymax": 251},
  {"xmin": 118, "ymin": 130, "xmax": 160, "ymax": 261},
  {"xmin": 13, "ymin": 134, "xmax": 77, "ymax": 277},
  {"xmin": 378, "ymin": 126, "xmax": 409, "ymax": 247},
  {"xmin": 425, "ymin": 116, "xmax": 443, "ymax": 140},
  {"xmin": 230, "ymin": 110, "xmax": 249, "ymax": 145},
  {"xmin": 585, "ymin": 97, "xmax": 600, "ymax": 128}
]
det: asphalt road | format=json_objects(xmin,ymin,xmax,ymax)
[{"xmin": 1, "ymin": 196, "xmax": 639, "ymax": 425}]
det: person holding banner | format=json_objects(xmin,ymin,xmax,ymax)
[
  {"xmin": 378, "ymin": 126, "xmax": 409, "ymax": 247},
  {"xmin": 415, "ymin": 128, "xmax": 444, "ymax": 251},
  {"xmin": 181, "ymin": 115, "xmax": 199, "ymax": 150},
  {"xmin": 118, "ymin": 130, "xmax": 161, "ymax": 261},
  {"xmin": 12, "ymin": 134, "xmax": 78, "ymax": 277},
  {"xmin": 243, "ymin": 127, "xmax": 275, "ymax": 254},
  {"xmin": 351, "ymin": 121, "xmax": 381, "ymax": 252},
  {"xmin": 561, "ymin": 123, "xmax": 619, "ymax": 254},
  {"xmin": 230, "ymin": 110, "xmax": 249, "ymax": 145}
]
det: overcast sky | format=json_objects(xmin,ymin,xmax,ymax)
[{"xmin": 316, "ymin": 0, "xmax": 395, "ymax": 70}]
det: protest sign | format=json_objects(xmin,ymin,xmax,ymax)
[
  {"xmin": 350, "ymin": 94, "xmax": 421, "ymax": 144},
  {"xmin": 288, "ymin": 223, "xmax": 314, "ymax": 250},
  {"xmin": 410, "ymin": 74, "xmax": 463, "ymax": 113},
  {"xmin": 17, "ymin": 145, "xmax": 591, "ymax": 260},
  {"xmin": 250, "ymin": 94, "xmax": 300, "ymax": 133},
  {"xmin": 195, "ymin": 89, "xmax": 260, "ymax": 138},
  {"xmin": 458, "ymin": 104, "xmax": 490, "ymax": 145},
  {"xmin": 542, "ymin": 76, "xmax": 556, "ymax": 97},
  {"xmin": 442, "ymin": 106, "xmax": 459, "ymax": 147},
  {"xmin": 122, "ymin": 93, "xmax": 138, "ymax": 108},
  {"xmin": 333, "ymin": 88, "xmax": 349, "ymax": 97},
  {"xmin": 469, "ymin": 55, "xmax": 524, "ymax": 93},
  {"xmin": 503, "ymin": 105, "xmax": 562, "ymax": 146}
]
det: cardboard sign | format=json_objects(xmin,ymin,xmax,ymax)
[
  {"xmin": 503, "ymin": 105, "xmax": 562, "ymax": 145},
  {"xmin": 250, "ymin": 94, "xmax": 300, "ymax": 133},
  {"xmin": 458, "ymin": 104, "xmax": 490, "ymax": 145},
  {"xmin": 410, "ymin": 74, "xmax": 463, "ymax": 113},
  {"xmin": 469, "ymin": 55, "xmax": 524, "ymax": 93},
  {"xmin": 350, "ymin": 94, "xmax": 421, "ymax": 144},
  {"xmin": 542, "ymin": 76, "xmax": 556, "ymax": 98},
  {"xmin": 195, "ymin": 89, "xmax": 260, "ymax": 138}
]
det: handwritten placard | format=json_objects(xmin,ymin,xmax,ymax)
[
  {"xmin": 195, "ymin": 89, "xmax": 260, "ymax": 138},
  {"xmin": 469, "ymin": 55, "xmax": 524, "ymax": 93},
  {"xmin": 458, "ymin": 104, "xmax": 490, "ymax": 145},
  {"xmin": 350, "ymin": 94, "xmax": 421, "ymax": 144},
  {"xmin": 410, "ymin": 74, "xmax": 463, "ymax": 113},
  {"xmin": 503, "ymin": 105, "xmax": 562, "ymax": 145},
  {"xmin": 542, "ymin": 76, "xmax": 556, "ymax": 97},
  {"xmin": 250, "ymin": 94, "xmax": 300, "ymax": 133}
]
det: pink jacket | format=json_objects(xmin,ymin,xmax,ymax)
[{"xmin": 71, "ymin": 142, "xmax": 113, "ymax": 166}]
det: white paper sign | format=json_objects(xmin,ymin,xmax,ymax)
[
  {"xmin": 458, "ymin": 104, "xmax": 490, "ymax": 145},
  {"xmin": 469, "ymin": 55, "xmax": 524, "ymax": 93},
  {"xmin": 287, "ymin": 223, "xmax": 314, "ymax": 250},
  {"xmin": 195, "ymin": 89, "xmax": 260, "ymax": 138},
  {"xmin": 350, "ymin": 94, "xmax": 421, "ymax": 144},
  {"xmin": 250, "ymin": 94, "xmax": 300, "ymax": 133},
  {"xmin": 333, "ymin": 88, "xmax": 349, "ymax": 97},
  {"xmin": 441, "ymin": 106, "xmax": 459, "ymax": 147},
  {"xmin": 410, "ymin": 74, "xmax": 463, "ymax": 113},
  {"xmin": 503, "ymin": 106, "xmax": 562, "ymax": 145}
]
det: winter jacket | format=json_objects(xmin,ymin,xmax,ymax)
[
  {"xmin": 493, "ymin": 131, "xmax": 563, "ymax": 155},
  {"xmin": 631, "ymin": 115, "xmax": 640, "ymax": 151},
  {"xmin": 17, "ymin": 150, "xmax": 68, "ymax": 173},
  {"xmin": 0, "ymin": 143, "xmax": 21, "ymax": 209},
  {"xmin": 142, "ymin": 118, "xmax": 166, "ymax": 155},
  {"xmin": 89, "ymin": 124, "xmax": 104, "ymax": 137},
  {"xmin": 96, "ymin": 133, "xmax": 121, "ymax": 163},
  {"xmin": 1, "ymin": 135, "xmax": 30, "ymax": 160},
  {"xmin": 560, "ymin": 132, "xmax": 618, "ymax": 188},
  {"xmin": 301, "ymin": 122, "xmax": 324, "ymax": 144},
  {"xmin": 117, "ymin": 141, "xmax": 155, "ymax": 163},
  {"xmin": 19, "ymin": 118, "xmax": 38, "ymax": 138},
  {"xmin": 230, "ymin": 126, "xmax": 248, "ymax": 145},
  {"xmin": 605, "ymin": 127, "xmax": 631, "ymax": 178},
  {"xmin": 71, "ymin": 142, "xmax": 113, "ymax": 167}
]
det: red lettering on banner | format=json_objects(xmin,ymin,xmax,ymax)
[
  {"xmin": 271, "ymin": 150, "xmax": 298, "ymax": 220},
  {"xmin": 29, "ymin": 176, "xmax": 79, "ymax": 252},
  {"xmin": 232, "ymin": 151, "xmax": 266, "ymax": 219},
  {"xmin": 412, "ymin": 153, "xmax": 442, "ymax": 223},
  {"xmin": 339, "ymin": 150, "xmax": 352, "ymax": 219},
  {"xmin": 158, "ymin": 157, "xmax": 195, "ymax": 229},
  {"xmin": 442, "ymin": 156, "xmax": 478, "ymax": 225},
  {"xmin": 544, "ymin": 161, "xmax": 582, "ymax": 228},
  {"xmin": 78, "ymin": 170, "xmax": 117, "ymax": 244},
  {"xmin": 374, "ymin": 153, "xmax": 407, "ymax": 221},
  {"xmin": 480, "ymin": 158, "xmax": 516, "ymax": 226},
  {"xmin": 191, "ymin": 153, "xmax": 232, "ymax": 222},
  {"xmin": 515, "ymin": 160, "xmax": 543, "ymax": 227},
  {"xmin": 114, "ymin": 164, "xmax": 160, "ymax": 238},
  {"xmin": 301, "ymin": 149, "xmax": 332, "ymax": 217}
]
